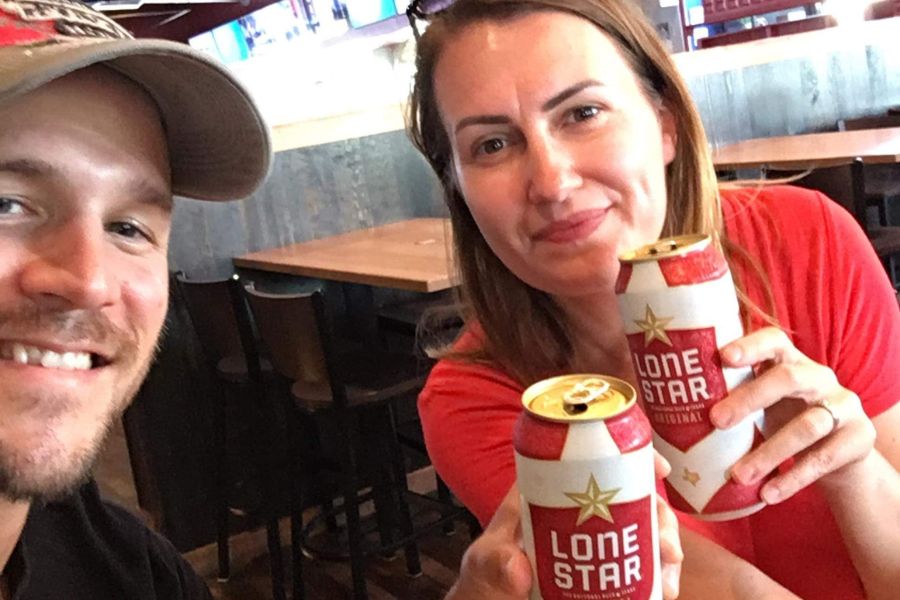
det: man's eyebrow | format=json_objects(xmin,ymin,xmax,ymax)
[
  {"xmin": 453, "ymin": 80, "xmax": 606, "ymax": 134},
  {"xmin": 541, "ymin": 79, "xmax": 605, "ymax": 112},
  {"xmin": 130, "ymin": 179, "xmax": 173, "ymax": 211},
  {"xmin": 0, "ymin": 158, "xmax": 59, "ymax": 177},
  {"xmin": 1, "ymin": 157, "xmax": 173, "ymax": 210}
]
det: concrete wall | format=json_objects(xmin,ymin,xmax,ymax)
[
  {"xmin": 169, "ymin": 21, "xmax": 900, "ymax": 277},
  {"xmin": 169, "ymin": 128, "xmax": 444, "ymax": 279},
  {"xmin": 693, "ymin": 42, "xmax": 900, "ymax": 147}
]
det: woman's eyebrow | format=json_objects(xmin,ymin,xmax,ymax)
[
  {"xmin": 453, "ymin": 79, "xmax": 605, "ymax": 135},
  {"xmin": 541, "ymin": 79, "xmax": 604, "ymax": 111},
  {"xmin": 455, "ymin": 114, "xmax": 511, "ymax": 134}
]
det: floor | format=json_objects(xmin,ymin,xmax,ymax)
[{"xmin": 95, "ymin": 418, "xmax": 472, "ymax": 599}]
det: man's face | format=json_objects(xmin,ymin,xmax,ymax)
[{"xmin": 0, "ymin": 67, "xmax": 172, "ymax": 500}]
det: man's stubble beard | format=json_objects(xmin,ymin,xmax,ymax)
[{"xmin": 0, "ymin": 306, "xmax": 160, "ymax": 502}]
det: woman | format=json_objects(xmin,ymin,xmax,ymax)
[{"xmin": 408, "ymin": 0, "xmax": 900, "ymax": 599}]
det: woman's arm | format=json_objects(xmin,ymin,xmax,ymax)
[
  {"xmin": 679, "ymin": 527, "xmax": 800, "ymax": 600},
  {"xmin": 712, "ymin": 327, "xmax": 900, "ymax": 600},
  {"xmin": 815, "ymin": 404, "xmax": 900, "ymax": 600}
]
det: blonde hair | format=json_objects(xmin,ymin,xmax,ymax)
[{"xmin": 408, "ymin": 0, "xmax": 729, "ymax": 385}]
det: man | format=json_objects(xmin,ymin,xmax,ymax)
[{"xmin": 0, "ymin": 0, "xmax": 271, "ymax": 597}]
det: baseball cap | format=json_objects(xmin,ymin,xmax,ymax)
[{"xmin": 0, "ymin": 0, "xmax": 272, "ymax": 201}]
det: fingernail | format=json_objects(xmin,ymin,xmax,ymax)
[
  {"xmin": 762, "ymin": 485, "xmax": 781, "ymax": 504},
  {"xmin": 659, "ymin": 455, "xmax": 671, "ymax": 474},
  {"xmin": 712, "ymin": 405, "xmax": 732, "ymax": 428},
  {"xmin": 733, "ymin": 465, "xmax": 757, "ymax": 485},
  {"xmin": 664, "ymin": 568, "xmax": 680, "ymax": 596},
  {"xmin": 721, "ymin": 345, "xmax": 741, "ymax": 363}
]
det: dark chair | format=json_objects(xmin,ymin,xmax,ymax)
[
  {"xmin": 837, "ymin": 114, "xmax": 900, "ymax": 226},
  {"xmin": 765, "ymin": 159, "xmax": 900, "ymax": 288},
  {"xmin": 243, "ymin": 284, "xmax": 459, "ymax": 600},
  {"xmin": 174, "ymin": 273, "xmax": 286, "ymax": 600}
]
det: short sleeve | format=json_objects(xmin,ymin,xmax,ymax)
[
  {"xmin": 816, "ymin": 193, "xmax": 900, "ymax": 418},
  {"xmin": 418, "ymin": 348, "xmax": 524, "ymax": 526}
]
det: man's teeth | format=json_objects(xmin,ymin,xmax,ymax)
[{"xmin": 3, "ymin": 343, "xmax": 92, "ymax": 370}]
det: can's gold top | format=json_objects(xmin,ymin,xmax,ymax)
[
  {"xmin": 522, "ymin": 374, "xmax": 636, "ymax": 422},
  {"xmin": 619, "ymin": 234, "xmax": 710, "ymax": 263}
]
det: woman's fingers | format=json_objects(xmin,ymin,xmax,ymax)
[
  {"xmin": 657, "ymin": 495, "xmax": 683, "ymax": 600},
  {"xmin": 447, "ymin": 484, "xmax": 532, "ymax": 600},
  {"xmin": 654, "ymin": 449, "xmax": 672, "ymax": 479},
  {"xmin": 719, "ymin": 327, "xmax": 801, "ymax": 368},
  {"xmin": 760, "ymin": 413, "xmax": 876, "ymax": 504},
  {"xmin": 731, "ymin": 402, "xmax": 838, "ymax": 486},
  {"xmin": 711, "ymin": 361, "xmax": 833, "ymax": 429}
]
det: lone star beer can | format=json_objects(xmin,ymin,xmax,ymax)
[
  {"xmin": 514, "ymin": 375, "xmax": 660, "ymax": 600},
  {"xmin": 616, "ymin": 234, "xmax": 767, "ymax": 521}
]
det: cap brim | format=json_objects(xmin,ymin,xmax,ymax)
[{"xmin": 0, "ymin": 38, "xmax": 272, "ymax": 201}]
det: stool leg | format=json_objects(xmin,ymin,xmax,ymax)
[
  {"xmin": 385, "ymin": 405, "xmax": 422, "ymax": 577},
  {"xmin": 436, "ymin": 475, "xmax": 457, "ymax": 536},
  {"xmin": 337, "ymin": 409, "xmax": 368, "ymax": 599},
  {"xmin": 254, "ymin": 387, "xmax": 286, "ymax": 600},
  {"xmin": 287, "ymin": 406, "xmax": 305, "ymax": 600},
  {"xmin": 308, "ymin": 417, "xmax": 339, "ymax": 532},
  {"xmin": 214, "ymin": 382, "xmax": 230, "ymax": 582}
]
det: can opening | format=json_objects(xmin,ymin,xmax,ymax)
[{"xmin": 564, "ymin": 402, "xmax": 590, "ymax": 415}]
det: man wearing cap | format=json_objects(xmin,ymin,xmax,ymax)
[{"xmin": 0, "ymin": 0, "xmax": 270, "ymax": 597}]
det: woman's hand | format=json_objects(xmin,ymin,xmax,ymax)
[
  {"xmin": 447, "ymin": 453, "xmax": 683, "ymax": 599},
  {"xmin": 711, "ymin": 327, "xmax": 877, "ymax": 503},
  {"xmin": 445, "ymin": 485, "xmax": 532, "ymax": 600}
]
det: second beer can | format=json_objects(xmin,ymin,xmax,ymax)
[
  {"xmin": 514, "ymin": 374, "xmax": 660, "ymax": 600},
  {"xmin": 616, "ymin": 234, "xmax": 768, "ymax": 521}
]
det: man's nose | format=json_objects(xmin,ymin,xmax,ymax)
[
  {"xmin": 526, "ymin": 137, "xmax": 583, "ymax": 204},
  {"xmin": 20, "ymin": 219, "xmax": 117, "ymax": 311}
]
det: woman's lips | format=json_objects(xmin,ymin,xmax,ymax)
[{"xmin": 533, "ymin": 209, "xmax": 609, "ymax": 243}]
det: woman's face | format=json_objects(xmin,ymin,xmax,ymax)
[{"xmin": 433, "ymin": 10, "xmax": 676, "ymax": 299}]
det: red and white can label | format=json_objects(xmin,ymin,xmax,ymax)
[
  {"xmin": 515, "ymin": 417, "xmax": 659, "ymax": 600},
  {"xmin": 618, "ymin": 256, "xmax": 766, "ymax": 520}
]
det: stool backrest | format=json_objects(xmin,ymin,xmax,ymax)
[
  {"xmin": 242, "ymin": 286, "xmax": 330, "ymax": 387},
  {"xmin": 175, "ymin": 272, "xmax": 262, "ymax": 380}
]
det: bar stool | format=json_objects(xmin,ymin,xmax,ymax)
[
  {"xmin": 175, "ymin": 272, "xmax": 286, "ymax": 600},
  {"xmin": 242, "ymin": 284, "xmax": 435, "ymax": 600}
]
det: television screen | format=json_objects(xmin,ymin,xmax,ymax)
[{"xmin": 345, "ymin": 0, "xmax": 397, "ymax": 28}]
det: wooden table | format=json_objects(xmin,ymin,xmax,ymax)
[
  {"xmin": 712, "ymin": 127, "xmax": 900, "ymax": 170},
  {"xmin": 234, "ymin": 218, "xmax": 456, "ymax": 293}
]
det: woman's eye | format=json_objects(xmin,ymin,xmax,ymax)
[
  {"xmin": 108, "ymin": 221, "xmax": 153, "ymax": 243},
  {"xmin": 570, "ymin": 105, "xmax": 601, "ymax": 122},
  {"xmin": 476, "ymin": 138, "xmax": 507, "ymax": 156},
  {"xmin": 0, "ymin": 197, "xmax": 27, "ymax": 216}
]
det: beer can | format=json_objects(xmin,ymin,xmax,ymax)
[
  {"xmin": 616, "ymin": 234, "xmax": 767, "ymax": 521},
  {"xmin": 514, "ymin": 375, "xmax": 660, "ymax": 600}
]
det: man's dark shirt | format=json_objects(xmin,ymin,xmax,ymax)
[{"xmin": 6, "ymin": 480, "xmax": 211, "ymax": 600}]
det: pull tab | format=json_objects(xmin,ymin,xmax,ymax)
[
  {"xmin": 648, "ymin": 239, "xmax": 679, "ymax": 255},
  {"xmin": 563, "ymin": 378, "xmax": 610, "ymax": 414}
]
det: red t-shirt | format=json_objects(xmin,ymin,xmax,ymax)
[{"xmin": 417, "ymin": 185, "xmax": 900, "ymax": 600}]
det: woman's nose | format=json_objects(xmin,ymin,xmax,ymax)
[
  {"xmin": 526, "ymin": 137, "xmax": 583, "ymax": 204},
  {"xmin": 19, "ymin": 220, "xmax": 117, "ymax": 311}
]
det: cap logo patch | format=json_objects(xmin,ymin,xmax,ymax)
[{"xmin": 0, "ymin": 0, "xmax": 132, "ymax": 47}]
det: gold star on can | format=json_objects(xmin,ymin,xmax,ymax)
[{"xmin": 514, "ymin": 374, "xmax": 661, "ymax": 599}]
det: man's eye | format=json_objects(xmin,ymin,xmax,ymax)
[
  {"xmin": 476, "ymin": 138, "xmax": 506, "ymax": 156},
  {"xmin": 570, "ymin": 105, "xmax": 601, "ymax": 122},
  {"xmin": 0, "ymin": 197, "xmax": 27, "ymax": 216},
  {"xmin": 108, "ymin": 221, "xmax": 152, "ymax": 243}
]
